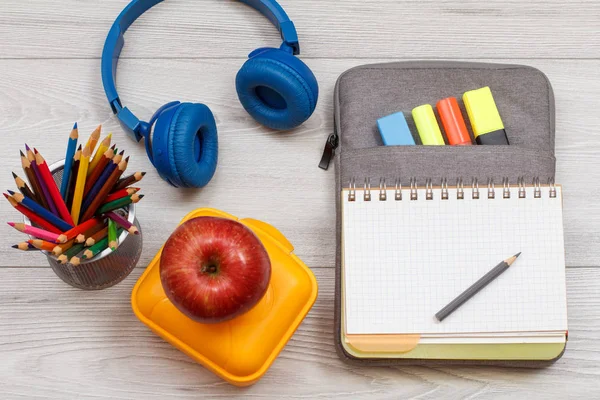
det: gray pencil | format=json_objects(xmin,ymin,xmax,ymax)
[{"xmin": 435, "ymin": 252, "xmax": 522, "ymax": 322}]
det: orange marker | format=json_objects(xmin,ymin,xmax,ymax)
[{"xmin": 436, "ymin": 97, "xmax": 472, "ymax": 146}]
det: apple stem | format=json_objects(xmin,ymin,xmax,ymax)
[{"xmin": 202, "ymin": 264, "xmax": 218, "ymax": 274}]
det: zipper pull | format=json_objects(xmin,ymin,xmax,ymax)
[{"xmin": 318, "ymin": 133, "xmax": 339, "ymax": 170}]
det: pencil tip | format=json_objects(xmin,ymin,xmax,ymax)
[
  {"xmin": 19, "ymin": 150, "xmax": 25, "ymax": 157},
  {"xmin": 24, "ymin": 144, "xmax": 30, "ymax": 151},
  {"xmin": 73, "ymin": 122, "xmax": 78, "ymax": 129},
  {"xmin": 138, "ymin": 194, "xmax": 144, "ymax": 199},
  {"xmin": 515, "ymin": 252, "xmax": 521, "ymax": 258},
  {"xmin": 11, "ymin": 244, "xmax": 18, "ymax": 249},
  {"xmin": 7, "ymin": 222, "xmax": 14, "ymax": 227},
  {"xmin": 11, "ymin": 171, "xmax": 17, "ymax": 178},
  {"xmin": 119, "ymin": 150, "xmax": 125, "ymax": 155},
  {"xmin": 3, "ymin": 193, "xmax": 9, "ymax": 199},
  {"xmin": 141, "ymin": 172, "xmax": 146, "ymax": 176},
  {"xmin": 125, "ymin": 156, "xmax": 130, "ymax": 162},
  {"xmin": 7, "ymin": 190, "xmax": 14, "ymax": 195},
  {"xmin": 78, "ymin": 144, "xmax": 82, "ymax": 150}
]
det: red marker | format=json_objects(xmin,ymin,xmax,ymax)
[{"xmin": 436, "ymin": 97, "xmax": 472, "ymax": 146}]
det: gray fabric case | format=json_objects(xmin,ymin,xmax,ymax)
[{"xmin": 333, "ymin": 61, "xmax": 563, "ymax": 367}]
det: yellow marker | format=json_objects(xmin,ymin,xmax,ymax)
[
  {"xmin": 412, "ymin": 104, "xmax": 445, "ymax": 145},
  {"xmin": 463, "ymin": 86, "xmax": 508, "ymax": 145},
  {"xmin": 88, "ymin": 133, "xmax": 112, "ymax": 176},
  {"xmin": 70, "ymin": 143, "xmax": 91, "ymax": 224}
]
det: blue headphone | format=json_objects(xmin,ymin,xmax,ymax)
[{"xmin": 101, "ymin": 0, "xmax": 318, "ymax": 188}]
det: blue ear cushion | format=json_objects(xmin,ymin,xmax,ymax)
[
  {"xmin": 152, "ymin": 102, "xmax": 218, "ymax": 188},
  {"xmin": 236, "ymin": 49, "xmax": 318, "ymax": 130}
]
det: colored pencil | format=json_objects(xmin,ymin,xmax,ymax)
[
  {"xmin": 82, "ymin": 153, "xmax": 122, "ymax": 211},
  {"xmin": 52, "ymin": 239, "xmax": 76, "ymax": 256},
  {"xmin": 35, "ymin": 151, "xmax": 75, "ymax": 226},
  {"xmin": 29, "ymin": 239, "xmax": 56, "ymax": 252},
  {"xmin": 85, "ymin": 125, "xmax": 102, "ymax": 155},
  {"xmin": 75, "ymin": 218, "xmax": 106, "ymax": 243},
  {"xmin": 57, "ymin": 242, "xmax": 85, "ymax": 265},
  {"xmin": 9, "ymin": 191, "xmax": 73, "ymax": 232},
  {"xmin": 84, "ymin": 147, "xmax": 115, "ymax": 196},
  {"xmin": 81, "ymin": 158, "xmax": 128, "ymax": 221},
  {"xmin": 21, "ymin": 151, "xmax": 46, "ymax": 207},
  {"xmin": 105, "ymin": 211, "xmax": 139, "ymax": 235},
  {"xmin": 12, "ymin": 172, "xmax": 36, "ymax": 200},
  {"xmin": 13, "ymin": 242, "xmax": 37, "ymax": 251},
  {"xmin": 57, "ymin": 217, "xmax": 104, "ymax": 244},
  {"xmin": 70, "ymin": 143, "xmax": 92, "ymax": 224},
  {"xmin": 4, "ymin": 193, "xmax": 63, "ymax": 234},
  {"xmin": 66, "ymin": 146, "xmax": 82, "ymax": 210},
  {"xmin": 85, "ymin": 226, "xmax": 109, "ymax": 247},
  {"xmin": 114, "ymin": 172, "xmax": 146, "ymax": 191},
  {"xmin": 103, "ymin": 187, "xmax": 139, "ymax": 204},
  {"xmin": 96, "ymin": 194, "xmax": 143, "ymax": 215},
  {"xmin": 27, "ymin": 146, "xmax": 57, "ymax": 215},
  {"xmin": 7, "ymin": 222, "xmax": 64, "ymax": 243},
  {"xmin": 88, "ymin": 133, "xmax": 112, "ymax": 175},
  {"xmin": 108, "ymin": 218, "xmax": 118, "ymax": 250},
  {"xmin": 82, "ymin": 229, "xmax": 121, "ymax": 260},
  {"xmin": 60, "ymin": 123, "xmax": 78, "ymax": 199}
]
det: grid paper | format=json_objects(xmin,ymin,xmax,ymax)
[{"xmin": 342, "ymin": 185, "xmax": 567, "ymax": 335}]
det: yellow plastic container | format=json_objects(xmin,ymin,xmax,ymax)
[{"xmin": 131, "ymin": 208, "xmax": 318, "ymax": 386}]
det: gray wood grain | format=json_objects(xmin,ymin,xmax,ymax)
[
  {"xmin": 0, "ymin": 266, "xmax": 598, "ymax": 399},
  {"xmin": 0, "ymin": 0, "xmax": 599, "ymax": 60},
  {"xmin": 1, "ymin": 0, "xmax": 599, "ymax": 397},
  {"xmin": 0, "ymin": 59, "xmax": 598, "ymax": 267}
]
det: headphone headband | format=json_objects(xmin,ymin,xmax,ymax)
[{"xmin": 101, "ymin": 0, "xmax": 300, "ymax": 142}]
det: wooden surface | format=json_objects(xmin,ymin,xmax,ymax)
[{"xmin": 0, "ymin": 0, "xmax": 598, "ymax": 398}]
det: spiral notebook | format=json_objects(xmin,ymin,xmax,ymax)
[{"xmin": 340, "ymin": 178, "xmax": 568, "ymax": 359}]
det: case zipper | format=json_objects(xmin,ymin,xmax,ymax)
[{"xmin": 318, "ymin": 133, "xmax": 339, "ymax": 170}]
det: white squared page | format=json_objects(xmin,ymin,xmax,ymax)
[{"xmin": 342, "ymin": 186, "xmax": 567, "ymax": 335}]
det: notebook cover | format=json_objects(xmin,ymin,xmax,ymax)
[{"xmin": 332, "ymin": 61, "xmax": 566, "ymax": 367}]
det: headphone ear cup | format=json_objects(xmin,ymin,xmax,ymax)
[
  {"xmin": 236, "ymin": 49, "xmax": 318, "ymax": 130},
  {"xmin": 152, "ymin": 102, "xmax": 218, "ymax": 188}
]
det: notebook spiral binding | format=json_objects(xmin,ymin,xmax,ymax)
[{"xmin": 347, "ymin": 177, "xmax": 557, "ymax": 202}]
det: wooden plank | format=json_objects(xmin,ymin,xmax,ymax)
[
  {"xmin": 0, "ymin": 58, "xmax": 598, "ymax": 267},
  {"xmin": 0, "ymin": 0, "xmax": 599, "ymax": 60},
  {"xmin": 0, "ymin": 266, "xmax": 598, "ymax": 399}
]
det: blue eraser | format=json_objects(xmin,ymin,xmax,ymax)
[{"xmin": 377, "ymin": 112, "xmax": 415, "ymax": 145}]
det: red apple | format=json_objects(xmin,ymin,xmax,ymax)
[{"xmin": 160, "ymin": 216, "xmax": 271, "ymax": 323}]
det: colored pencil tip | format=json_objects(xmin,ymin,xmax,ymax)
[
  {"xmin": 3, "ymin": 193, "xmax": 9, "ymax": 199},
  {"xmin": 78, "ymin": 144, "xmax": 82, "ymax": 150},
  {"xmin": 7, "ymin": 222, "xmax": 15, "ymax": 227},
  {"xmin": 515, "ymin": 252, "xmax": 521, "ymax": 258},
  {"xmin": 7, "ymin": 190, "xmax": 14, "ymax": 195},
  {"xmin": 11, "ymin": 244, "xmax": 18, "ymax": 249},
  {"xmin": 33, "ymin": 148, "xmax": 38, "ymax": 154},
  {"xmin": 141, "ymin": 172, "xmax": 146, "ymax": 177},
  {"xmin": 11, "ymin": 171, "xmax": 17, "ymax": 178},
  {"xmin": 118, "ymin": 150, "xmax": 125, "ymax": 155},
  {"xmin": 19, "ymin": 150, "xmax": 25, "ymax": 157},
  {"xmin": 125, "ymin": 156, "xmax": 130, "ymax": 162},
  {"xmin": 73, "ymin": 122, "xmax": 78, "ymax": 129},
  {"xmin": 138, "ymin": 194, "xmax": 144, "ymax": 199},
  {"xmin": 110, "ymin": 144, "xmax": 116, "ymax": 149},
  {"xmin": 24, "ymin": 144, "xmax": 30, "ymax": 151}
]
